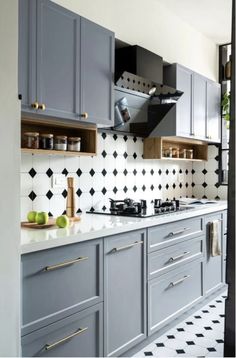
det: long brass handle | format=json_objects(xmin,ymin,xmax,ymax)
[
  {"xmin": 31, "ymin": 101, "xmax": 39, "ymax": 110},
  {"xmin": 168, "ymin": 251, "xmax": 190, "ymax": 263},
  {"xmin": 167, "ymin": 227, "xmax": 190, "ymax": 237},
  {"xmin": 112, "ymin": 240, "xmax": 143, "ymax": 253},
  {"xmin": 169, "ymin": 275, "xmax": 191, "ymax": 287},
  {"xmin": 80, "ymin": 112, "xmax": 88, "ymax": 119},
  {"xmin": 38, "ymin": 103, "xmax": 46, "ymax": 111},
  {"xmin": 43, "ymin": 256, "xmax": 88, "ymax": 272},
  {"xmin": 45, "ymin": 327, "xmax": 88, "ymax": 351}
]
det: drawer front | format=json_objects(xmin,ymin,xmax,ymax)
[
  {"xmin": 22, "ymin": 239, "xmax": 103, "ymax": 334},
  {"xmin": 22, "ymin": 303, "xmax": 103, "ymax": 357},
  {"xmin": 148, "ymin": 259, "xmax": 203, "ymax": 335},
  {"xmin": 148, "ymin": 217, "xmax": 204, "ymax": 252},
  {"xmin": 148, "ymin": 236, "xmax": 203, "ymax": 279}
]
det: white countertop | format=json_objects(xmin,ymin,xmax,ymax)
[{"xmin": 21, "ymin": 202, "xmax": 227, "ymax": 254}]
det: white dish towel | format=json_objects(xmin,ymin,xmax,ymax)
[{"xmin": 210, "ymin": 220, "xmax": 221, "ymax": 257}]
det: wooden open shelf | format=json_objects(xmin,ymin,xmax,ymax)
[
  {"xmin": 21, "ymin": 117, "xmax": 97, "ymax": 156},
  {"xmin": 143, "ymin": 137, "xmax": 208, "ymax": 161}
]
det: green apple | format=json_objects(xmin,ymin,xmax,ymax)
[
  {"xmin": 35, "ymin": 212, "xmax": 49, "ymax": 225},
  {"xmin": 27, "ymin": 211, "xmax": 37, "ymax": 223},
  {"xmin": 56, "ymin": 215, "xmax": 70, "ymax": 228}
]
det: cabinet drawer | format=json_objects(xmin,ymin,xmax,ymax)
[
  {"xmin": 22, "ymin": 239, "xmax": 103, "ymax": 334},
  {"xmin": 148, "ymin": 217, "xmax": 204, "ymax": 252},
  {"xmin": 148, "ymin": 236, "xmax": 203, "ymax": 279},
  {"xmin": 22, "ymin": 303, "xmax": 103, "ymax": 357},
  {"xmin": 148, "ymin": 259, "xmax": 203, "ymax": 335}
]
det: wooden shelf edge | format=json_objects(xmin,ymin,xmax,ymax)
[{"xmin": 21, "ymin": 148, "xmax": 96, "ymax": 157}]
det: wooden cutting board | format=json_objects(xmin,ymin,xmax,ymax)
[{"xmin": 21, "ymin": 216, "xmax": 81, "ymax": 229}]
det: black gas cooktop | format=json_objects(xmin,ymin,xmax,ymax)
[{"xmin": 87, "ymin": 198, "xmax": 193, "ymax": 218}]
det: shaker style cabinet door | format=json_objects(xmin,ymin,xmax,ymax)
[
  {"xmin": 207, "ymin": 81, "xmax": 221, "ymax": 143},
  {"xmin": 36, "ymin": 0, "xmax": 80, "ymax": 119},
  {"xmin": 104, "ymin": 230, "xmax": 146, "ymax": 357},
  {"xmin": 176, "ymin": 65, "xmax": 193, "ymax": 137},
  {"xmin": 80, "ymin": 17, "xmax": 114, "ymax": 126},
  {"xmin": 192, "ymin": 73, "xmax": 207, "ymax": 139}
]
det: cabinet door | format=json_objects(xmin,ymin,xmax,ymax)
[
  {"xmin": 205, "ymin": 213, "xmax": 224, "ymax": 294},
  {"xmin": 80, "ymin": 17, "xmax": 114, "ymax": 126},
  {"xmin": 22, "ymin": 303, "xmax": 103, "ymax": 357},
  {"xmin": 104, "ymin": 230, "xmax": 146, "ymax": 357},
  {"xmin": 18, "ymin": 0, "xmax": 37, "ymax": 112},
  {"xmin": 176, "ymin": 65, "xmax": 193, "ymax": 136},
  {"xmin": 36, "ymin": 0, "xmax": 80, "ymax": 119},
  {"xmin": 207, "ymin": 81, "xmax": 221, "ymax": 142},
  {"xmin": 193, "ymin": 73, "xmax": 207, "ymax": 139}
]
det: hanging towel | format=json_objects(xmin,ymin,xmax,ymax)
[{"xmin": 210, "ymin": 220, "xmax": 221, "ymax": 257}]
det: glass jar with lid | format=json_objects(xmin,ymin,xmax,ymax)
[
  {"xmin": 186, "ymin": 149, "xmax": 194, "ymax": 159},
  {"xmin": 179, "ymin": 148, "xmax": 187, "ymax": 158},
  {"xmin": 68, "ymin": 137, "xmax": 81, "ymax": 152},
  {"xmin": 54, "ymin": 136, "xmax": 67, "ymax": 151},
  {"xmin": 23, "ymin": 132, "xmax": 39, "ymax": 149},
  {"xmin": 172, "ymin": 147, "xmax": 180, "ymax": 158},
  {"xmin": 39, "ymin": 133, "xmax": 54, "ymax": 150}
]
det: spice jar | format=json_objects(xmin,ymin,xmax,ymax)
[
  {"xmin": 179, "ymin": 148, "xmax": 187, "ymax": 158},
  {"xmin": 186, "ymin": 149, "xmax": 194, "ymax": 159},
  {"xmin": 172, "ymin": 147, "xmax": 180, "ymax": 158},
  {"xmin": 54, "ymin": 135, "xmax": 67, "ymax": 151},
  {"xmin": 40, "ymin": 134, "xmax": 54, "ymax": 150},
  {"xmin": 68, "ymin": 137, "xmax": 81, "ymax": 152},
  {"xmin": 163, "ymin": 147, "xmax": 172, "ymax": 158},
  {"xmin": 23, "ymin": 132, "xmax": 39, "ymax": 149}
]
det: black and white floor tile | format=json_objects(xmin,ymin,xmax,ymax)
[
  {"xmin": 135, "ymin": 291, "xmax": 227, "ymax": 357},
  {"xmin": 20, "ymin": 133, "xmax": 227, "ymax": 220}
]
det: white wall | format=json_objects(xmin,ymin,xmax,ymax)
[
  {"xmin": 53, "ymin": 0, "xmax": 218, "ymax": 80},
  {"xmin": 0, "ymin": 0, "xmax": 20, "ymax": 356}
]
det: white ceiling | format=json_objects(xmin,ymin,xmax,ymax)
[{"xmin": 158, "ymin": 0, "xmax": 232, "ymax": 44}]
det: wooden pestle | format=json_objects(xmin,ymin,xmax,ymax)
[{"xmin": 66, "ymin": 177, "xmax": 75, "ymax": 218}]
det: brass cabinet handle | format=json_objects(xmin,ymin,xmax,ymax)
[
  {"xmin": 167, "ymin": 227, "xmax": 190, "ymax": 237},
  {"xmin": 111, "ymin": 240, "xmax": 143, "ymax": 253},
  {"xmin": 31, "ymin": 101, "xmax": 39, "ymax": 110},
  {"xmin": 43, "ymin": 256, "xmax": 88, "ymax": 272},
  {"xmin": 38, "ymin": 103, "xmax": 46, "ymax": 111},
  {"xmin": 45, "ymin": 327, "xmax": 88, "ymax": 351},
  {"xmin": 80, "ymin": 112, "xmax": 88, "ymax": 119},
  {"xmin": 169, "ymin": 275, "xmax": 191, "ymax": 287},
  {"xmin": 168, "ymin": 251, "xmax": 190, "ymax": 263}
]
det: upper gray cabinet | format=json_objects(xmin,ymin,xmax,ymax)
[
  {"xmin": 163, "ymin": 63, "xmax": 221, "ymax": 143},
  {"xmin": 18, "ymin": 0, "xmax": 114, "ymax": 126}
]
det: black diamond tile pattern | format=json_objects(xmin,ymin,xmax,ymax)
[
  {"xmin": 61, "ymin": 189, "xmax": 67, "ymax": 198},
  {"xmin": 29, "ymin": 168, "xmax": 37, "ymax": 178},
  {"xmin": 113, "ymin": 151, "xmax": 118, "ymax": 158},
  {"xmin": 46, "ymin": 168, "xmax": 53, "ymax": 178},
  {"xmin": 102, "ymin": 169, "xmax": 107, "ymax": 177},
  {"xmin": 89, "ymin": 169, "xmax": 95, "ymax": 177},
  {"xmin": 28, "ymin": 191, "xmax": 37, "ymax": 201},
  {"xmin": 46, "ymin": 190, "xmax": 53, "ymax": 200},
  {"xmin": 62, "ymin": 168, "xmax": 68, "ymax": 176},
  {"xmin": 135, "ymin": 290, "xmax": 227, "ymax": 357},
  {"xmin": 76, "ymin": 168, "xmax": 82, "ymax": 177}
]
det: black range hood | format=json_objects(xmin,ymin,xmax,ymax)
[{"xmin": 114, "ymin": 45, "xmax": 183, "ymax": 136}]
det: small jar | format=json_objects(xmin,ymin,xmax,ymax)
[
  {"xmin": 23, "ymin": 132, "xmax": 39, "ymax": 149},
  {"xmin": 186, "ymin": 149, "xmax": 194, "ymax": 159},
  {"xmin": 68, "ymin": 137, "xmax": 81, "ymax": 152},
  {"xmin": 179, "ymin": 148, "xmax": 187, "ymax": 158},
  {"xmin": 163, "ymin": 148, "xmax": 172, "ymax": 158},
  {"xmin": 40, "ymin": 133, "xmax": 54, "ymax": 150},
  {"xmin": 54, "ymin": 135, "xmax": 67, "ymax": 151},
  {"xmin": 172, "ymin": 147, "xmax": 180, "ymax": 158}
]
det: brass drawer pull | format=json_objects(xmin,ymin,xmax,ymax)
[
  {"xmin": 112, "ymin": 240, "xmax": 143, "ymax": 253},
  {"xmin": 167, "ymin": 228, "xmax": 190, "ymax": 237},
  {"xmin": 38, "ymin": 103, "xmax": 46, "ymax": 111},
  {"xmin": 80, "ymin": 112, "xmax": 88, "ymax": 119},
  {"xmin": 43, "ymin": 256, "xmax": 88, "ymax": 272},
  {"xmin": 168, "ymin": 251, "xmax": 190, "ymax": 263},
  {"xmin": 45, "ymin": 327, "xmax": 88, "ymax": 351},
  {"xmin": 31, "ymin": 101, "xmax": 39, "ymax": 110},
  {"xmin": 170, "ymin": 275, "xmax": 191, "ymax": 287}
]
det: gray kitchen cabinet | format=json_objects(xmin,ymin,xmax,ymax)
[
  {"xmin": 22, "ymin": 239, "xmax": 103, "ymax": 335},
  {"xmin": 104, "ymin": 230, "xmax": 146, "ymax": 357},
  {"xmin": 207, "ymin": 81, "xmax": 221, "ymax": 142},
  {"xmin": 22, "ymin": 303, "xmax": 103, "ymax": 357},
  {"xmin": 80, "ymin": 18, "xmax": 114, "ymax": 126},
  {"xmin": 18, "ymin": 0, "xmax": 114, "ymax": 126},
  {"xmin": 193, "ymin": 73, "xmax": 207, "ymax": 139},
  {"xmin": 205, "ymin": 212, "xmax": 224, "ymax": 295},
  {"xmin": 148, "ymin": 258, "xmax": 204, "ymax": 335}
]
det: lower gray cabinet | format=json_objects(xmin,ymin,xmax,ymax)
[
  {"xmin": 148, "ymin": 259, "xmax": 203, "ymax": 335},
  {"xmin": 205, "ymin": 213, "xmax": 224, "ymax": 294},
  {"xmin": 104, "ymin": 230, "xmax": 146, "ymax": 357},
  {"xmin": 22, "ymin": 303, "xmax": 103, "ymax": 357}
]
